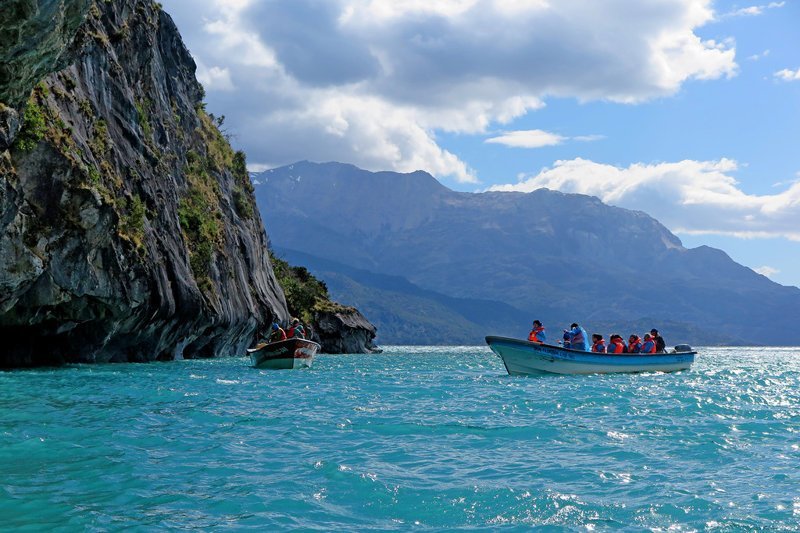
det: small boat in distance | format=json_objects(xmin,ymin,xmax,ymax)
[
  {"xmin": 247, "ymin": 338, "xmax": 321, "ymax": 370},
  {"xmin": 486, "ymin": 336, "xmax": 696, "ymax": 375}
]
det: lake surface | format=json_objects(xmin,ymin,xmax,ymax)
[{"xmin": 2, "ymin": 346, "xmax": 799, "ymax": 530}]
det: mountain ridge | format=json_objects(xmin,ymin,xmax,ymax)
[{"xmin": 255, "ymin": 161, "xmax": 800, "ymax": 345}]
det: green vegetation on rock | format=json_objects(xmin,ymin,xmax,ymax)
[
  {"xmin": 179, "ymin": 150, "xmax": 223, "ymax": 288},
  {"xmin": 270, "ymin": 252, "xmax": 350, "ymax": 324},
  {"xmin": 15, "ymin": 90, "xmax": 47, "ymax": 151},
  {"xmin": 119, "ymin": 194, "xmax": 147, "ymax": 251}
]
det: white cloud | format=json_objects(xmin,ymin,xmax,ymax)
[
  {"xmin": 196, "ymin": 64, "xmax": 235, "ymax": 91},
  {"xmin": 488, "ymin": 158, "xmax": 800, "ymax": 241},
  {"xmin": 485, "ymin": 130, "xmax": 565, "ymax": 148},
  {"xmin": 161, "ymin": 0, "xmax": 737, "ymax": 181},
  {"xmin": 485, "ymin": 129, "xmax": 604, "ymax": 148},
  {"xmin": 573, "ymin": 134, "xmax": 606, "ymax": 142},
  {"xmin": 754, "ymin": 265, "xmax": 780, "ymax": 277},
  {"xmin": 723, "ymin": 1, "xmax": 785, "ymax": 17},
  {"xmin": 747, "ymin": 49, "xmax": 770, "ymax": 61},
  {"xmin": 775, "ymin": 68, "xmax": 800, "ymax": 81}
]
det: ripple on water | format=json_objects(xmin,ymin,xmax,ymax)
[{"xmin": 1, "ymin": 346, "xmax": 800, "ymax": 530}]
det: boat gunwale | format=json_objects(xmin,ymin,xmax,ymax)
[{"xmin": 247, "ymin": 338, "xmax": 321, "ymax": 356}]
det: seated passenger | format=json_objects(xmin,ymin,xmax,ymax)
[
  {"xmin": 287, "ymin": 318, "xmax": 306, "ymax": 339},
  {"xmin": 650, "ymin": 328, "xmax": 666, "ymax": 353},
  {"xmin": 566, "ymin": 323, "xmax": 589, "ymax": 351},
  {"xmin": 561, "ymin": 331, "xmax": 571, "ymax": 349},
  {"xmin": 267, "ymin": 323, "xmax": 287, "ymax": 343},
  {"xmin": 591, "ymin": 334, "xmax": 607, "ymax": 353},
  {"xmin": 608, "ymin": 334, "xmax": 626, "ymax": 354},
  {"xmin": 528, "ymin": 320, "xmax": 546, "ymax": 343},
  {"xmin": 628, "ymin": 335, "xmax": 643, "ymax": 353},
  {"xmin": 641, "ymin": 334, "xmax": 657, "ymax": 354}
]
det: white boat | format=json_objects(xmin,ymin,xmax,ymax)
[
  {"xmin": 486, "ymin": 336, "xmax": 696, "ymax": 375},
  {"xmin": 247, "ymin": 338, "xmax": 320, "ymax": 369}
]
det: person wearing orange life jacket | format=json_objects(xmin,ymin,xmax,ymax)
[
  {"xmin": 650, "ymin": 328, "xmax": 666, "ymax": 353},
  {"xmin": 641, "ymin": 334, "xmax": 657, "ymax": 354},
  {"xmin": 528, "ymin": 320, "xmax": 546, "ymax": 343},
  {"xmin": 591, "ymin": 334, "xmax": 607, "ymax": 353},
  {"xmin": 286, "ymin": 318, "xmax": 306, "ymax": 339},
  {"xmin": 608, "ymin": 334, "xmax": 626, "ymax": 354},
  {"xmin": 627, "ymin": 335, "xmax": 643, "ymax": 354},
  {"xmin": 265, "ymin": 322, "xmax": 287, "ymax": 343}
]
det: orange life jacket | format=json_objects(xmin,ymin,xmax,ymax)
[
  {"xmin": 528, "ymin": 326, "xmax": 545, "ymax": 343},
  {"xmin": 609, "ymin": 339, "xmax": 625, "ymax": 354},
  {"xmin": 592, "ymin": 339, "xmax": 606, "ymax": 353}
]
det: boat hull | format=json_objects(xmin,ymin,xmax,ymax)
[
  {"xmin": 247, "ymin": 338, "xmax": 320, "ymax": 370},
  {"xmin": 486, "ymin": 336, "xmax": 695, "ymax": 375}
]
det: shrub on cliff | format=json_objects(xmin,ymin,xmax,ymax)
[{"xmin": 270, "ymin": 252, "xmax": 346, "ymax": 324}]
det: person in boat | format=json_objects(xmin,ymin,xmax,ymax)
[
  {"xmin": 608, "ymin": 334, "xmax": 627, "ymax": 354},
  {"xmin": 528, "ymin": 320, "xmax": 546, "ymax": 343},
  {"xmin": 650, "ymin": 328, "xmax": 666, "ymax": 353},
  {"xmin": 560, "ymin": 331, "xmax": 571, "ymax": 349},
  {"xmin": 565, "ymin": 323, "xmax": 589, "ymax": 351},
  {"xmin": 591, "ymin": 334, "xmax": 607, "ymax": 353},
  {"xmin": 627, "ymin": 334, "xmax": 643, "ymax": 353},
  {"xmin": 267, "ymin": 322, "xmax": 287, "ymax": 343},
  {"xmin": 641, "ymin": 333, "xmax": 657, "ymax": 354},
  {"xmin": 287, "ymin": 318, "xmax": 306, "ymax": 339}
]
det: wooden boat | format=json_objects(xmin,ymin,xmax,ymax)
[
  {"xmin": 485, "ymin": 336, "xmax": 696, "ymax": 375},
  {"xmin": 247, "ymin": 338, "xmax": 321, "ymax": 369}
]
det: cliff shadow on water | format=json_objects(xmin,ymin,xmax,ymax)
[{"xmin": 0, "ymin": 0, "xmax": 289, "ymax": 367}]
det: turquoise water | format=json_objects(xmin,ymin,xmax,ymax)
[{"xmin": 2, "ymin": 346, "xmax": 799, "ymax": 531}]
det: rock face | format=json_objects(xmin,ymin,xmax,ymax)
[
  {"xmin": 0, "ymin": 0, "xmax": 288, "ymax": 367},
  {"xmin": 0, "ymin": 0, "xmax": 92, "ymax": 113},
  {"xmin": 312, "ymin": 306, "xmax": 381, "ymax": 354},
  {"xmin": 255, "ymin": 161, "xmax": 800, "ymax": 346}
]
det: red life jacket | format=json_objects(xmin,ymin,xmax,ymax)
[
  {"xmin": 628, "ymin": 340, "xmax": 642, "ymax": 353},
  {"xmin": 609, "ymin": 339, "xmax": 625, "ymax": 354},
  {"xmin": 642, "ymin": 340, "xmax": 657, "ymax": 353},
  {"xmin": 528, "ymin": 326, "xmax": 545, "ymax": 343},
  {"xmin": 592, "ymin": 340, "xmax": 606, "ymax": 353}
]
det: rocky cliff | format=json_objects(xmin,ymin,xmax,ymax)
[
  {"xmin": 0, "ymin": 0, "xmax": 288, "ymax": 366},
  {"xmin": 313, "ymin": 306, "xmax": 381, "ymax": 354},
  {"xmin": 269, "ymin": 252, "xmax": 379, "ymax": 353}
]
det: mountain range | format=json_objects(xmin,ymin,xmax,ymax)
[{"xmin": 254, "ymin": 161, "xmax": 800, "ymax": 346}]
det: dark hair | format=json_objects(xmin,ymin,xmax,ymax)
[
  {"xmin": 533, "ymin": 320, "xmax": 542, "ymax": 327},
  {"xmin": 592, "ymin": 333, "xmax": 602, "ymax": 341},
  {"xmin": 650, "ymin": 328, "xmax": 658, "ymax": 334},
  {"xmin": 570, "ymin": 323, "xmax": 579, "ymax": 329}
]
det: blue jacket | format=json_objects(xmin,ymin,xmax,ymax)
[{"xmin": 569, "ymin": 326, "xmax": 589, "ymax": 351}]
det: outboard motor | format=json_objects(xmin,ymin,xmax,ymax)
[{"xmin": 674, "ymin": 344, "xmax": 693, "ymax": 353}]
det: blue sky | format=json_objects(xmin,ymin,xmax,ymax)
[{"xmin": 162, "ymin": 0, "xmax": 800, "ymax": 287}]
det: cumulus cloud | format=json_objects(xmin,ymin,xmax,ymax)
[
  {"xmin": 161, "ymin": 0, "xmax": 736, "ymax": 181},
  {"xmin": 775, "ymin": 68, "xmax": 800, "ymax": 81},
  {"xmin": 488, "ymin": 158, "xmax": 800, "ymax": 241}
]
